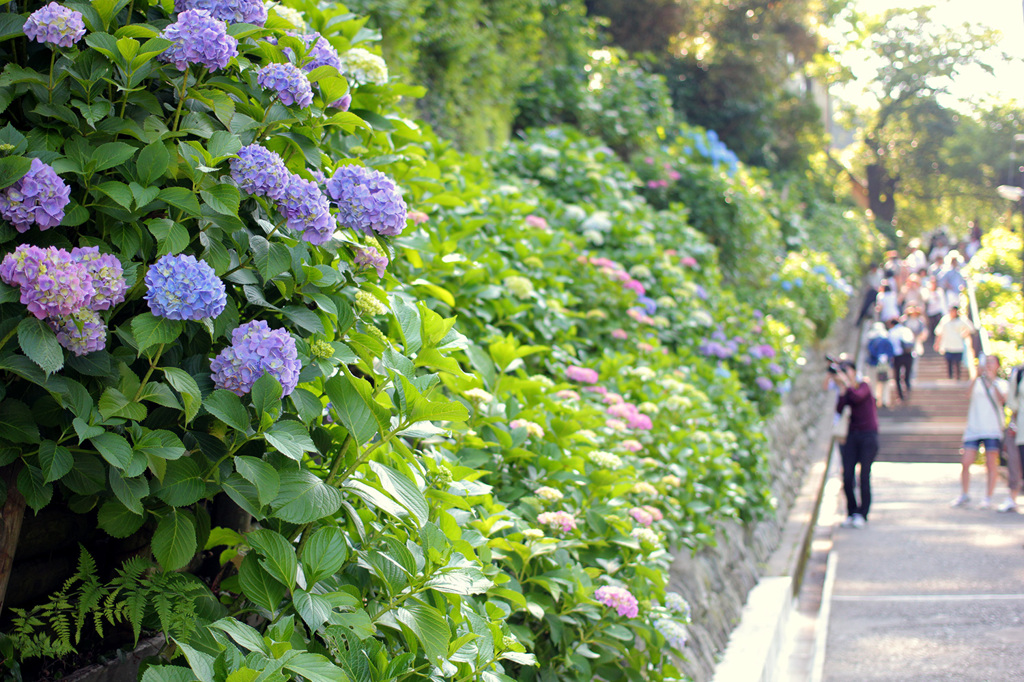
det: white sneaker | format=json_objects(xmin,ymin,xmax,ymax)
[
  {"xmin": 950, "ymin": 494, "xmax": 971, "ymax": 508},
  {"xmin": 976, "ymin": 497, "xmax": 993, "ymax": 510},
  {"xmin": 851, "ymin": 513, "xmax": 866, "ymax": 529},
  {"xmin": 840, "ymin": 515, "xmax": 856, "ymax": 528},
  {"xmin": 998, "ymin": 499, "xmax": 1018, "ymax": 513}
]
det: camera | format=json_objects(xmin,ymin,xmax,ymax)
[{"xmin": 826, "ymin": 354, "xmax": 842, "ymax": 374}]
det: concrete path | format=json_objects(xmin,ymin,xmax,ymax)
[{"xmin": 821, "ymin": 461, "xmax": 1024, "ymax": 681}]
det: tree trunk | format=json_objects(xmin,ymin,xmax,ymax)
[{"xmin": 0, "ymin": 464, "xmax": 27, "ymax": 618}]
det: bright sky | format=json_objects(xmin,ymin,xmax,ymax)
[{"xmin": 836, "ymin": 0, "xmax": 1024, "ymax": 109}]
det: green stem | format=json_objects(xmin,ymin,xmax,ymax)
[
  {"xmin": 47, "ymin": 49, "xmax": 55, "ymax": 104},
  {"xmin": 291, "ymin": 433, "xmax": 354, "ymax": 549},
  {"xmin": 221, "ymin": 219, "xmax": 288, "ymax": 277},
  {"xmin": 335, "ymin": 426, "xmax": 404, "ymax": 484},
  {"xmin": 171, "ymin": 74, "xmax": 188, "ymax": 131},
  {"xmin": 0, "ymin": 326, "xmax": 17, "ymax": 354},
  {"xmin": 132, "ymin": 344, "xmax": 164, "ymax": 402}
]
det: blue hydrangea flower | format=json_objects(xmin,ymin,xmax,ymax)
[
  {"xmin": 71, "ymin": 247, "xmax": 126, "ymax": 311},
  {"xmin": 654, "ymin": 619, "xmax": 688, "ymax": 650},
  {"xmin": 328, "ymin": 93, "xmax": 351, "ymax": 111},
  {"xmin": 174, "ymin": 0, "xmax": 266, "ymax": 25},
  {"xmin": 353, "ymin": 246, "xmax": 388, "ymax": 277},
  {"xmin": 325, "ymin": 165, "xmax": 407, "ymax": 237},
  {"xmin": 0, "ymin": 245, "xmax": 94, "ymax": 320},
  {"xmin": 144, "ymin": 253, "xmax": 227, "ymax": 320},
  {"xmin": 210, "ymin": 320, "xmax": 301, "ymax": 396},
  {"xmin": 279, "ymin": 174, "xmax": 334, "ymax": 244},
  {"xmin": 49, "ymin": 308, "xmax": 107, "ymax": 356},
  {"xmin": 23, "ymin": 2, "xmax": 86, "ymax": 47},
  {"xmin": 256, "ymin": 63, "xmax": 313, "ymax": 108},
  {"xmin": 159, "ymin": 9, "xmax": 238, "ymax": 72},
  {"xmin": 282, "ymin": 32, "xmax": 341, "ymax": 72},
  {"xmin": 0, "ymin": 158, "xmax": 71, "ymax": 232},
  {"xmin": 230, "ymin": 144, "xmax": 290, "ymax": 200}
]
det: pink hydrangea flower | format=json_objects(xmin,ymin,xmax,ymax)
[
  {"xmin": 668, "ymin": 170, "xmax": 681, "ymax": 180},
  {"xmin": 606, "ymin": 418, "xmax": 627, "ymax": 431},
  {"xmin": 611, "ymin": 329, "xmax": 628, "ymax": 340},
  {"xmin": 642, "ymin": 505, "xmax": 664, "ymax": 521},
  {"xmin": 566, "ymin": 365, "xmax": 599, "ymax": 384},
  {"xmin": 603, "ymin": 393, "xmax": 624, "ymax": 405},
  {"xmin": 680, "ymin": 256, "xmax": 698, "ymax": 267},
  {"xmin": 638, "ymin": 342, "xmax": 654, "ymax": 353},
  {"xmin": 594, "ymin": 586, "xmax": 639, "ymax": 618},
  {"xmin": 585, "ymin": 386, "xmax": 608, "ymax": 395},
  {"xmin": 538, "ymin": 511, "xmax": 577, "ymax": 534},
  {"xmin": 407, "ymin": 210, "xmax": 429, "ymax": 224},
  {"xmin": 555, "ymin": 389, "xmax": 581, "ymax": 401},
  {"xmin": 525, "ymin": 214, "xmax": 548, "ymax": 230},
  {"xmin": 630, "ymin": 507, "xmax": 655, "ymax": 527},
  {"xmin": 621, "ymin": 439, "xmax": 643, "ymax": 452}
]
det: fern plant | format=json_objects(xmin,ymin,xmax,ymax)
[{"xmin": 5, "ymin": 548, "xmax": 206, "ymax": 660}]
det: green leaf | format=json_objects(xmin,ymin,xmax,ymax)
[
  {"xmin": 270, "ymin": 469, "xmax": 342, "ymax": 524},
  {"xmin": 138, "ymin": 382, "xmax": 182, "ymax": 410},
  {"xmin": 234, "ymin": 456, "xmax": 280, "ymax": 506},
  {"xmin": 131, "ymin": 312, "xmax": 183, "ymax": 353},
  {"xmin": 160, "ymin": 186, "xmax": 202, "ymax": 217},
  {"xmin": 246, "ymin": 528, "xmax": 297, "ymax": 590},
  {"xmin": 396, "ymin": 601, "xmax": 451, "ymax": 665},
  {"xmin": 0, "ymin": 156, "xmax": 33, "ymax": 190},
  {"xmin": 289, "ymin": 387, "xmax": 323, "ymax": 425},
  {"xmin": 153, "ymin": 458, "xmax": 205, "ymax": 506},
  {"xmin": 17, "ymin": 465, "xmax": 52, "ymax": 513},
  {"xmin": 209, "ymin": 618, "xmax": 269, "ymax": 654},
  {"xmin": 324, "ymin": 374, "xmax": 386, "ymax": 445},
  {"xmin": 264, "ymin": 421, "xmax": 316, "ymax": 461},
  {"xmin": 97, "ymin": 499, "xmax": 146, "ymax": 538},
  {"xmin": 200, "ymin": 184, "xmax": 240, "ymax": 216},
  {"xmin": 109, "ymin": 469, "xmax": 149, "ymax": 514},
  {"xmin": 146, "ymin": 218, "xmax": 189, "ymax": 255},
  {"xmin": 300, "ymin": 526, "xmax": 347, "ymax": 585},
  {"xmin": 99, "ymin": 387, "xmax": 148, "ymax": 421},
  {"xmin": 251, "ymin": 236, "xmax": 291, "ymax": 281},
  {"xmin": 222, "ymin": 473, "xmax": 265, "ymax": 519},
  {"xmin": 133, "ymin": 429, "xmax": 186, "ymax": 461},
  {"xmin": 0, "ymin": 399, "xmax": 40, "ymax": 444},
  {"xmin": 141, "ymin": 666, "xmax": 199, "ymax": 682},
  {"xmin": 90, "ymin": 431, "xmax": 133, "ymax": 469},
  {"xmin": 96, "ymin": 180, "xmax": 134, "ymax": 209},
  {"xmin": 152, "ymin": 509, "xmax": 197, "ymax": 571},
  {"xmin": 285, "ymin": 652, "xmax": 350, "ymax": 682},
  {"xmin": 368, "ymin": 461, "xmax": 429, "ymax": 528},
  {"xmin": 136, "ymin": 141, "xmax": 170, "ymax": 185},
  {"xmin": 38, "ymin": 441, "xmax": 73, "ymax": 483},
  {"xmin": 93, "ymin": 141, "xmax": 137, "ymax": 171},
  {"xmin": 238, "ymin": 553, "xmax": 285, "ymax": 613},
  {"xmin": 293, "ymin": 589, "xmax": 333, "ymax": 633},
  {"xmin": 281, "ymin": 306, "xmax": 324, "ymax": 334},
  {"xmin": 204, "ymin": 389, "xmax": 250, "ymax": 432},
  {"xmin": 130, "ymin": 183, "xmax": 160, "ymax": 209},
  {"xmin": 172, "ymin": 640, "xmax": 215, "ymax": 682},
  {"xmin": 0, "ymin": 14, "xmax": 27, "ymax": 42},
  {"xmin": 163, "ymin": 367, "xmax": 201, "ymax": 423},
  {"xmin": 424, "ymin": 567, "xmax": 490, "ymax": 595},
  {"xmin": 63, "ymin": 454, "xmax": 105, "ymax": 495},
  {"xmin": 392, "ymin": 298, "xmax": 422, "ymax": 355},
  {"xmin": 17, "ymin": 317, "xmax": 64, "ymax": 376},
  {"xmin": 207, "ymin": 131, "xmax": 242, "ymax": 159},
  {"xmin": 251, "ymin": 373, "xmax": 282, "ymax": 422}
]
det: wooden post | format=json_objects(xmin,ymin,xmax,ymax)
[{"xmin": 0, "ymin": 464, "xmax": 27, "ymax": 619}]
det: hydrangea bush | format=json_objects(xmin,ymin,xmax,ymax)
[{"xmin": 0, "ymin": 1, "xmax": 849, "ymax": 681}]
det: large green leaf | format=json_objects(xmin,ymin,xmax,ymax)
[
  {"xmin": 163, "ymin": 367, "xmax": 201, "ymax": 423},
  {"xmin": 200, "ymin": 183, "xmax": 240, "ymax": 216},
  {"xmin": 204, "ymin": 389, "xmax": 250, "ymax": 432},
  {"xmin": 324, "ymin": 374, "xmax": 378, "ymax": 445},
  {"xmin": 152, "ymin": 509, "xmax": 197, "ymax": 571},
  {"xmin": 132, "ymin": 313, "xmax": 183, "ymax": 353},
  {"xmin": 0, "ymin": 399, "xmax": 39, "ymax": 444},
  {"xmin": 92, "ymin": 141, "xmax": 137, "ymax": 171},
  {"xmin": 17, "ymin": 465, "xmax": 52, "ymax": 513},
  {"xmin": 270, "ymin": 470, "xmax": 342, "ymax": 524},
  {"xmin": 136, "ymin": 141, "xmax": 170, "ymax": 185},
  {"xmin": 91, "ymin": 431, "xmax": 134, "ymax": 469},
  {"xmin": 284, "ymin": 652, "xmax": 351, "ymax": 682},
  {"xmin": 37, "ymin": 440, "xmax": 72, "ymax": 483},
  {"xmin": 109, "ymin": 470, "xmax": 149, "ymax": 514},
  {"xmin": 160, "ymin": 186, "xmax": 202, "ymax": 217},
  {"xmin": 293, "ymin": 589, "xmax": 333, "ymax": 633},
  {"xmin": 97, "ymin": 499, "xmax": 146, "ymax": 538},
  {"xmin": 246, "ymin": 528, "xmax": 297, "ymax": 590},
  {"xmin": 153, "ymin": 458, "xmax": 205, "ymax": 506},
  {"xmin": 392, "ymin": 298, "xmax": 422, "ymax": 355},
  {"xmin": 238, "ymin": 553, "xmax": 285, "ymax": 613},
  {"xmin": 264, "ymin": 420, "xmax": 316, "ymax": 461},
  {"xmin": 395, "ymin": 601, "xmax": 451, "ymax": 665},
  {"xmin": 222, "ymin": 473, "xmax": 265, "ymax": 519},
  {"xmin": 17, "ymin": 317, "xmax": 63, "ymax": 375},
  {"xmin": 208, "ymin": 618, "xmax": 269, "ymax": 654},
  {"xmin": 0, "ymin": 156, "xmax": 32, "ymax": 191},
  {"xmin": 251, "ymin": 373, "xmax": 282, "ymax": 422},
  {"xmin": 368, "ymin": 461, "xmax": 429, "ymax": 527},
  {"xmin": 234, "ymin": 456, "xmax": 280, "ymax": 506},
  {"xmin": 300, "ymin": 526, "xmax": 348, "ymax": 585}
]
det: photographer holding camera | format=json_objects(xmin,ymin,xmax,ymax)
[{"xmin": 832, "ymin": 359, "xmax": 880, "ymax": 528}]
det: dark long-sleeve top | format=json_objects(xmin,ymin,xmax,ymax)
[{"xmin": 836, "ymin": 381, "xmax": 878, "ymax": 433}]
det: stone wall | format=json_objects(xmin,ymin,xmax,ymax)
[{"xmin": 668, "ymin": 312, "xmax": 859, "ymax": 681}]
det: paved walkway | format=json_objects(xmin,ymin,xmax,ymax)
[{"xmin": 820, "ymin": 461, "xmax": 1024, "ymax": 681}]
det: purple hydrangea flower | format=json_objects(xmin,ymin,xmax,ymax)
[
  {"xmin": 0, "ymin": 158, "xmax": 71, "ymax": 232},
  {"xmin": 287, "ymin": 32, "xmax": 342, "ymax": 72},
  {"xmin": 144, "ymin": 253, "xmax": 227, "ymax": 320},
  {"xmin": 230, "ymin": 144, "xmax": 290, "ymax": 200},
  {"xmin": 49, "ymin": 308, "xmax": 107, "ymax": 356},
  {"xmin": 755, "ymin": 377, "xmax": 774, "ymax": 391},
  {"xmin": 0, "ymin": 245, "xmax": 94, "ymax": 319},
  {"xmin": 655, "ymin": 619, "xmax": 688, "ymax": 650},
  {"xmin": 353, "ymin": 246, "xmax": 388, "ymax": 277},
  {"xmin": 279, "ymin": 174, "xmax": 334, "ymax": 244},
  {"xmin": 159, "ymin": 9, "xmax": 238, "ymax": 72},
  {"xmin": 329, "ymin": 93, "xmax": 351, "ymax": 111},
  {"xmin": 23, "ymin": 2, "xmax": 86, "ymax": 47},
  {"xmin": 71, "ymin": 247, "xmax": 126, "ymax": 311},
  {"xmin": 210, "ymin": 320, "xmax": 301, "ymax": 396},
  {"xmin": 594, "ymin": 586, "xmax": 639, "ymax": 618},
  {"xmin": 257, "ymin": 63, "xmax": 313, "ymax": 108},
  {"xmin": 174, "ymin": 0, "xmax": 266, "ymax": 25},
  {"xmin": 325, "ymin": 165, "xmax": 407, "ymax": 237}
]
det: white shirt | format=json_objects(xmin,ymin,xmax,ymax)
[
  {"xmin": 934, "ymin": 316, "xmax": 973, "ymax": 352},
  {"xmin": 963, "ymin": 377, "xmax": 1008, "ymax": 441},
  {"xmin": 1005, "ymin": 369, "xmax": 1024, "ymax": 445}
]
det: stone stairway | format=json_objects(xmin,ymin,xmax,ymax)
[{"xmin": 876, "ymin": 350, "xmax": 969, "ymax": 463}]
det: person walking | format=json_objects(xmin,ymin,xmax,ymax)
[
  {"xmin": 834, "ymin": 360, "xmax": 879, "ymax": 528},
  {"xmin": 867, "ymin": 322, "xmax": 895, "ymax": 408},
  {"xmin": 998, "ymin": 364, "xmax": 1024, "ymax": 512},
  {"xmin": 933, "ymin": 306, "xmax": 974, "ymax": 381},
  {"xmin": 923, "ymin": 276, "xmax": 948, "ymax": 338},
  {"xmin": 951, "ymin": 355, "xmax": 1008, "ymax": 509},
  {"xmin": 889, "ymin": 317, "xmax": 915, "ymax": 404}
]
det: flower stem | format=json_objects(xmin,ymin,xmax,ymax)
[{"xmin": 171, "ymin": 74, "xmax": 189, "ymax": 131}]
